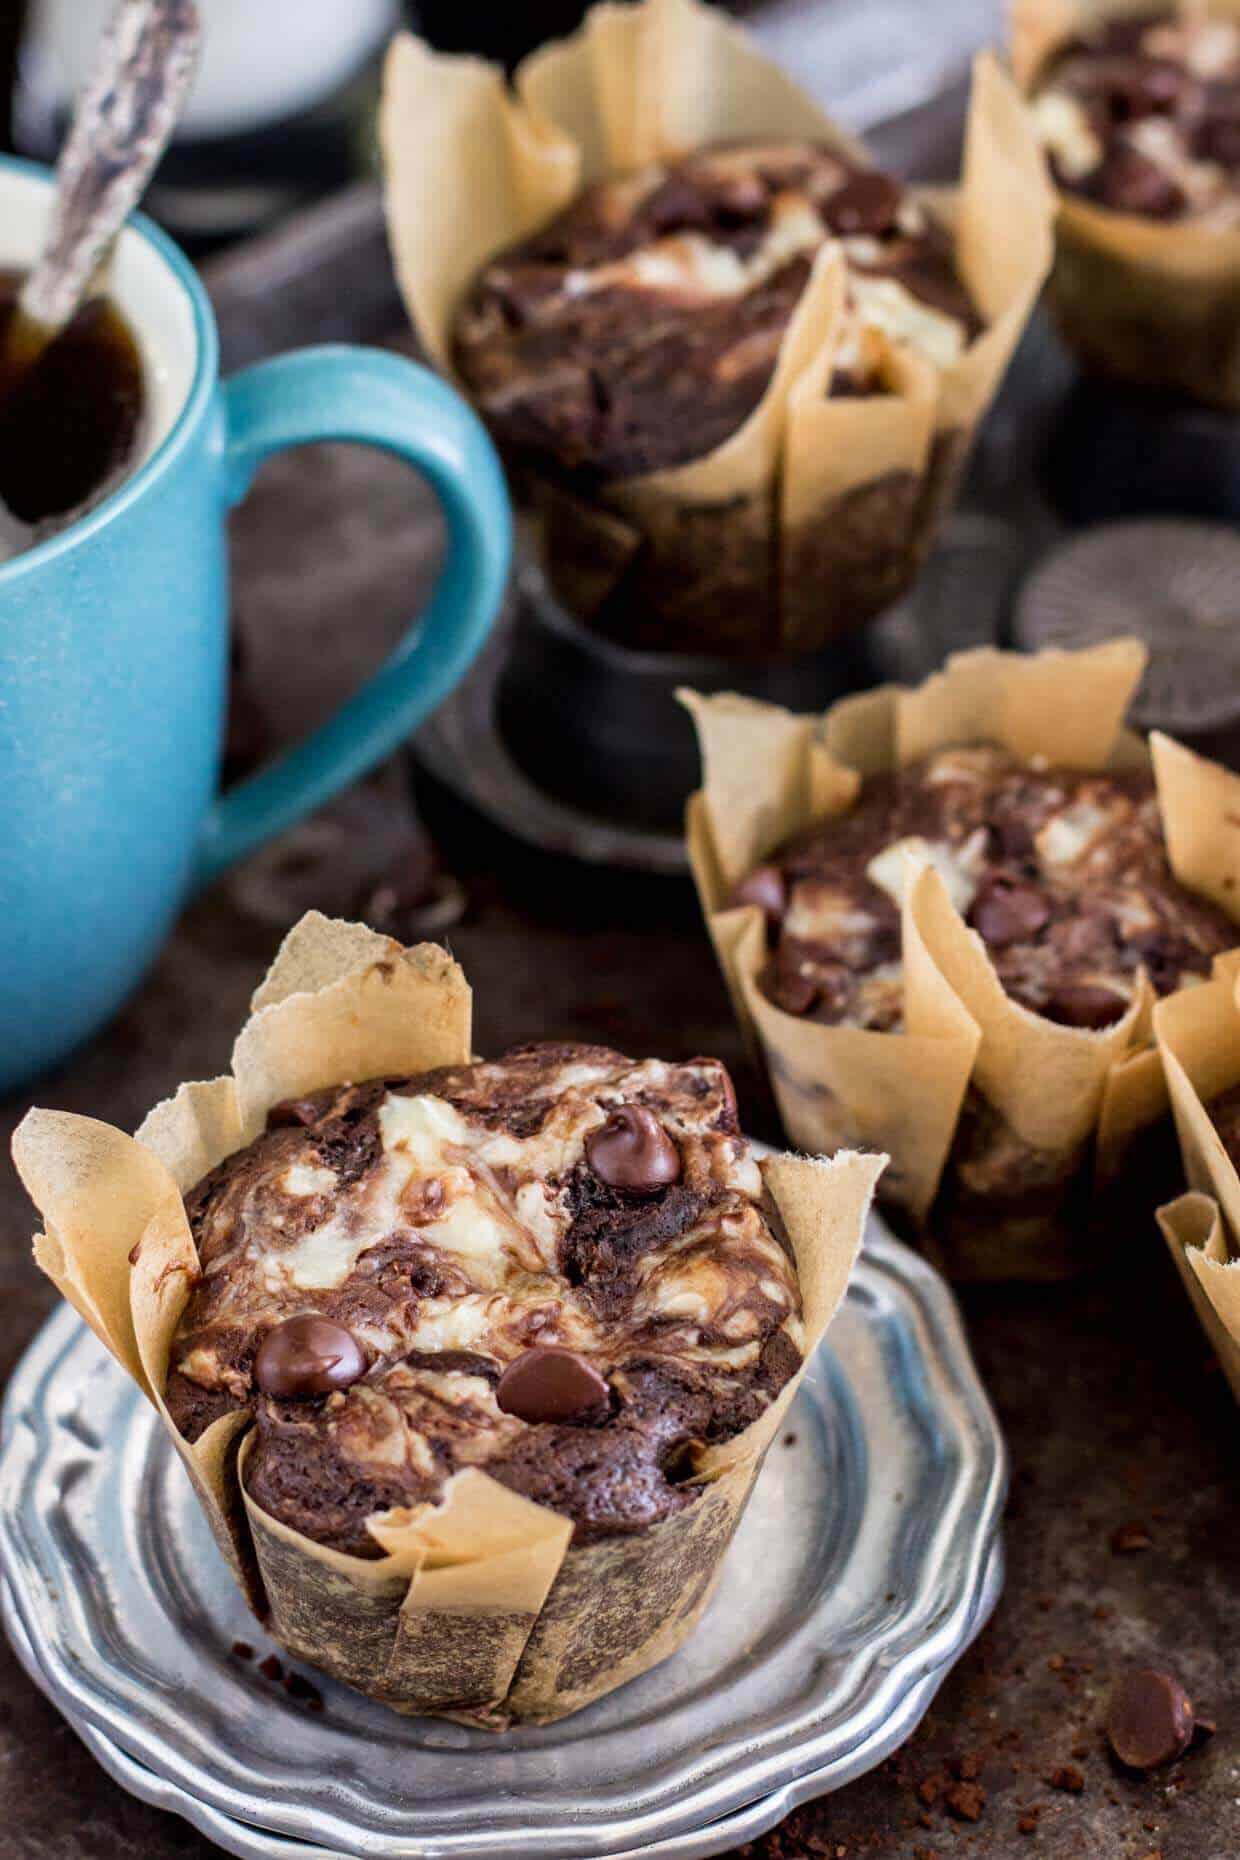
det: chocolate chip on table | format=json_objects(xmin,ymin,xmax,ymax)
[
  {"xmin": 729, "ymin": 863, "xmax": 787, "ymax": 928},
  {"xmin": 496, "ymin": 1346, "xmax": 610, "ymax": 1425},
  {"xmin": 823, "ymin": 169, "xmax": 902, "ymax": 236},
  {"xmin": 586, "ymin": 1105, "xmax": 682, "ymax": 1192},
  {"xmin": 254, "ymin": 1315, "xmax": 367, "ymax": 1399},
  {"xmin": 1107, "ymin": 1668, "xmax": 1196, "ymax": 1771},
  {"xmin": 968, "ymin": 875, "xmax": 1051, "ymax": 948}
]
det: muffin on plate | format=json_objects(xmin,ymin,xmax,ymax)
[
  {"xmin": 13, "ymin": 913, "xmax": 883, "ymax": 1726},
  {"xmin": 684, "ymin": 641, "xmax": 1240, "ymax": 1280},
  {"xmin": 1014, "ymin": 0, "xmax": 1240, "ymax": 403},
  {"xmin": 383, "ymin": 0, "xmax": 1053, "ymax": 655}
]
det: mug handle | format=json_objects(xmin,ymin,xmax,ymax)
[{"xmin": 193, "ymin": 345, "xmax": 511, "ymax": 889}]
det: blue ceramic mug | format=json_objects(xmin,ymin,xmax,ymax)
[{"xmin": 0, "ymin": 157, "xmax": 511, "ymax": 1091}]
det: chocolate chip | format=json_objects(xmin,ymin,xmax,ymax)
[
  {"xmin": 495, "ymin": 1345, "xmax": 610, "ymax": 1425},
  {"xmin": 823, "ymin": 169, "xmax": 902, "ymax": 236},
  {"xmin": 1195, "ymin": 98, "xmax": 1240, "ymax": 167},
  {"xmin": 774, "ymin": 971, "xmax": 821, "ymax": 1016},
  {"xmin": 1104, "ymin": 57, "xmax": 1194, "ymax": 122},
  {"xmin": 1107, "ymin": 1669, "xmax": 1195, "ymax": 1771},
  {"xmin": 643, "ymin": 174, "xmax": 713, "ymax": 236},
  {"xmin": 586, "ymin": 1105, "xmax": 682, "ymax": 1192},
  {"xmin": 266, "ymin": 1095, "xmax": 324, "ymax": 1130},
  {"xmin": 254, "ymin": 1315, "xmax": 367, "ymax": 1398},
  {"xmin": 713, "ymin": 172, "xmax": 771, "ymax": 223},
  {"xmin": 1095, "ymin": 145, "xmax": 1185, "ymax": 218},
  {"xmin": 1044, "ymin": 982, "xmax": 1127, "ymax": 1029},
  {"xmin": 968, "ymin": 875, "xmax": 1051, "ymax": 948},
  {"xmin": 729, "ymin": 863, "xmax": 787, "ymax": 926}
]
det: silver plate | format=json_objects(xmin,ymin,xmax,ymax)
[
  {"xmin": 0, "ymin": 1216, "xmax": 1004, "ymax": 1860},
  {"xmin": 4, "ymin": 1544, "xmax": 1002, "ymax": 1860}
]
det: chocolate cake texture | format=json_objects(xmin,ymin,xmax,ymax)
[
  {"xmin": 452, "ymin": 140, "xmax": 980, "ymax": 483},
  {"xmin": 166, "ymin": 1043, "xmax": 803, "ymax": 1556},
  {"xmin": 738, "ymin": 746, "xmax": 1235, "ymax": 1035}
]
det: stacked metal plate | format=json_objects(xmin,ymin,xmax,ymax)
[{"xmin": 0, "ymin": 1214, "xmax": 1004, "ymax": 1860}]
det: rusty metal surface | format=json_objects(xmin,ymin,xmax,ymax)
[{"xmin": 0, "ymin": 54, "xmax": 1237, "ymax": 1859}]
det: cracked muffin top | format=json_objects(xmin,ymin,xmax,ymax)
[
  {"xmin": 1031, "ymin": 10, "xmax": 1240, "ymax": 222},
  {"xmin": 165, "ymin": 1043, "xmax": 802, "ymax": 1555},
  {"xmin": 451, "ymin": 139, "xmax": 980, "ymax": 481},
  {"xmin": 733, "ymin": 746, "xmax": 1235, "ymax": 1033}
]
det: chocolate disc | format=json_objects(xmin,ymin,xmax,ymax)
[
  {"xmin": 967, "ymin": 875, "xmax": 1050, "ymax": 949},
  {"xmin": 1107, "ymin": 1668, "xmax": 1196, "ymax": 1771},
  {"xmin": 254, "ymin": 1315, "xmax": 367, "ymax": 1399},
  {"xmin": 586, "ymin": 1105, "xmax": 682, "ymax": 1193},
  {"xmin": 496, "ymin": 1346, "xmax": 610, "ymax": 1425},
  {"xmin": 1044, "ymin": 981, "xmax": 1127, "ymax": 1030},
  {"xmin": 824, "ymin": 169, "xmax": 901, "ymax": 236}
]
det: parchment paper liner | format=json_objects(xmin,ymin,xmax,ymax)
[
  {"xmin": 13, "ymin": 910, "xmax": 884, "ymax": 1727},
  {"xmin": 1154, "ymin": 928, "xmax": 1240, "ymax": 1398},
  {"xmin": 1011, "ymin": 0, "xmax": 1240, "ymax": 405},
  {"xmin": 380, "ymin": 0, "xmax": 1054, "ymax": 657},
  {"xmin": 683, "ymin": 642, "xmax": 1240, "ymax": 1280}
]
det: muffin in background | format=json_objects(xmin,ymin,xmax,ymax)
[
  {"xmin": 683, "ymin": 641, "xmax": 1240, "ymax": 1280},
  {"xmin": 382, "ymin": 0, "xmax": 1054, "ymax": 657},
  {"xmin": 1014, "ymin": 0, "xmax": 1240, "ymax": 404}
]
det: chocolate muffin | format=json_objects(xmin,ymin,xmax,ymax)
[
  {"xmin": 165, "ymin": 1042, "xmax": 802, "ymax": 1557},
  {"xmin": 452, "ymin": 141, "xmax": 981, "ymax": 484},
  {"xmin": 737, "ymin": 746, "xmax": 1236, "ymax": 1034},
  {"xmin": 1031, "ymin": 11, "xmax": 1240, "ymax": 222}
]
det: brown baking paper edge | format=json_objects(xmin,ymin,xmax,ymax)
[
  {"xmin": 1153, "ymin": 941, "xmax": 1240, "ymax": 1397},
  {"xmin": 381, "ymin": 1, "xmax": 1052, "ymax": 653},
  {"xmin": 1156, "ymin": 1194, "xmax": 1240, "ymax": 1400},
  {"xmin": 12, "ymin": 911, "xmax": 884, "ymax": 1725},
  {"xmin": 684, "ymin": 642, "xmax": 1240, "ymax": 1274},
  {"xmin": 1011, "ymin": 0, "xmax": 1240, "ymax": 404}
]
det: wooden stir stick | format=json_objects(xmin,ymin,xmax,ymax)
[{"xmin": 0, "ymin": 0, "xmax": 201, "ymax": 388}]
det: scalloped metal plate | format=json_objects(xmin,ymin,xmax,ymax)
[{"xmin": 0, "ymin": 1214, "xmax": 1004, "ymax": 1860}]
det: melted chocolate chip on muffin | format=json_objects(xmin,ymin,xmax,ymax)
[
  {"xmin": 166, "ymin": 1044, "xmax": 801, "ymax": 1554},
  {"xmin": 1032, "ymin": 11, "xmax": 1240, "ymax": 223},
  {"xmin": 452, "ymin": 141, "xmax": 981, "ymax": 481},
  {"xmin": 735, "ymin": 747, "xmax": 1234, "ymax": 1032}
]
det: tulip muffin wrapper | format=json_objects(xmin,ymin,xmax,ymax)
[
  {"xmin": 1154, "ymin": 948, "xmax": 1240, "ymax": 1400},
  {"xmin": 12, "ymin": 911, "xmax": 884, "ymax": 1727},
  {"xmin": 683, "ymin": 641, "xmax": 1240, "ymax": 1281},
  {"xmin": 1011, "ymin": 0, "xmax": 1240, "ymax": 406},
  {"xmin": 380, "ymin": 0, "xmax": 1054, "ymax": 657}
]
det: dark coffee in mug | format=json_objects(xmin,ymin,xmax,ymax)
[{"xmin": 0, "ymin": 269, "xmax": 146, "ymax": 558}]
